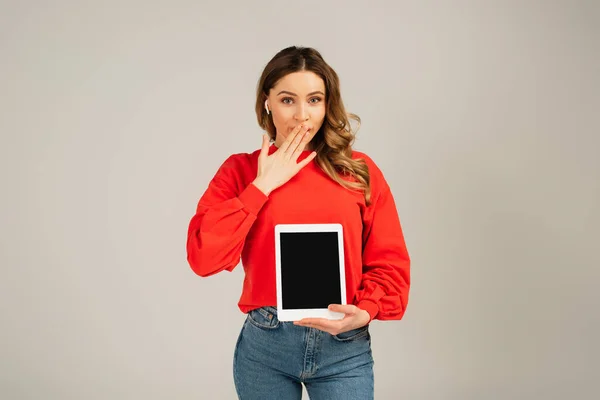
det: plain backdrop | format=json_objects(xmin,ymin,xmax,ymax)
[{"xmin": 1, "ymin": 1, "xmax": 599, "ymax": 399}]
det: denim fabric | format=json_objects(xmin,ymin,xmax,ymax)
[{"xmin": 233, "ymin": 306, "xmax": 374, "ymax": 400}]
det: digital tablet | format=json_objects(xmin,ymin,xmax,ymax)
[{"xmin": 274, "ymin": 223, "xmax": 346, "ymax": 321}]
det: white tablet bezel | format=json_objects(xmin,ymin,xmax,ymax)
[{"xmin": 274, "ymin": 223, "xmax": 346, "ymax": 322}]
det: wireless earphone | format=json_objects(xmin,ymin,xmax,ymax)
[{"xmin": 264, "ymin": 100, "xmax": 270, "ymax": 115}]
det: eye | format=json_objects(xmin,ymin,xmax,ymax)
[
  {"xmin": 309, "ymin": 97, "xmax": 323, "ymax": 104},
  {"xmin": 281, "ymin": 97, "xmax": 294, "ymax": 104}
]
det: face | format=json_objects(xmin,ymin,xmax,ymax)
[{"xmin": 266, "ymin": 71, "xmax": 326, "ymax": 149}]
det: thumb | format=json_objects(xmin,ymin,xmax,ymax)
[{"xmin": 328, "ymin": 304, "xmax": 358, "ymax": 314}]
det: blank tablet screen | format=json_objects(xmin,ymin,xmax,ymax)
[{"xmin": 280, "ymin": 231, "xmax": 342, "ymax": 309}]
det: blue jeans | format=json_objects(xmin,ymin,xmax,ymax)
[{"xmin": 233, "ymin": 306, "xmax": 374, "ymax": 400}]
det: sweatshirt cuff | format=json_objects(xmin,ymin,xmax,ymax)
[
  {"xmin": 239, "ymin": 183, "xmax": 269, "ymax": 216},
  {"xmin": 357, "ymin": 299, "xmax": 379, "ymax": 322}
]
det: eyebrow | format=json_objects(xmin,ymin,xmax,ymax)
[{"xmin": 276, "ymin": 90, "xmax": 325, "ymax": 97}]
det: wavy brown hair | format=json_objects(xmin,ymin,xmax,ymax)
[{"xmin": 255, "ymin": 46, "xmax": 371, "ymax": 205}]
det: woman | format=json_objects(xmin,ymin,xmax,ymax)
[{"xmin": 186, "ymin": 46, "xmax": 410, "ymax": 400}]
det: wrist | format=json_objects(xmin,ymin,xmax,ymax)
[
  {"xmin": 356, "ymin": 300, "xmax": 378, "ymax": 322},
  {"xmin": 252, "ymin": 177, "xmax": 272, "ymax": 196},
  {"xmin": 359, "ymin": 309, "xmax": 371, "ymax": 324}
]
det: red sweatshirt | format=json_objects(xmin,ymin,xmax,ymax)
[{"xmin": 186, "ymin": 144, "xmax": 410, "ymax": 321}]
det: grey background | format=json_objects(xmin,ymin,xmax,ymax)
[{"xmin": 1, "ymin": 0, "xmax": 599, "ymax": 399}]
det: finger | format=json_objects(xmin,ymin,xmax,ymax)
[
  {"xmin": 286, "ymin": 127, "xmax": 309, "ymax": 160},
  {"xmin": 295, "ymin": 317, "xmax": 326, "ymax": 325},
  {"xmin": 279, "ymin": 124, "xmax": 305, "ymax": 153},
  {"xmin": 294, "ymin": 318, "xmax": 319, "ymax": 327},
  {"xmin": 278, "ymin": 124, "xmax": 303, "ymax": 153},
  {"xmin": 299, "ymin": 320, "xmax": 346, "ymax": 336},
  {"xmin": 294, "ymin": 319, "xmax": 340, "ymax": 332},
  {"xmin": 259, "ymin": 134, "xmax": 269, "ymax": 158},
  {"xmin": 295, "ymin": 317, "xmax": 340, "ymax": 327},
  {"xmin": 328, "ymin": 304, "xmax": 358, "ymax": 315},
  {"xmin": 290, "ymin": 128, "xmax": 313, "ymax": 159},
  {"xmin": 281, "ymin": 124, "xmax": 305, "ymax": 155},
  {"xmin": 295, "ymin": 151, "xmax": 317, "ymax": 170},
  {"xmin": 303, "ymin": 324, "xmax": 334, "ymax": 335}
]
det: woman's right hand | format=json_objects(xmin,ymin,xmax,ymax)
[{"xmin": 252, "ymin": 124, "xmax": 317, "ymax": 196}]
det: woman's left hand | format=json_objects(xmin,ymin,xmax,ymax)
[{"xmin": 293, "ymin": 304, "xmax": 370, "ymax": 335}]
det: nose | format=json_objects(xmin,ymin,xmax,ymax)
[{"xmin": 295, "ymin": 103, "xmax": 310, "ymax": 121}]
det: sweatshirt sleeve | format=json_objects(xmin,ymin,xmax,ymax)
[
  {"xmin": 354, "ymin": 159, "xmax": 411, "ymax": 322},
  {"xmin": 186, "ymin": 154, "xmax": 269, "ymax": 277}
]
